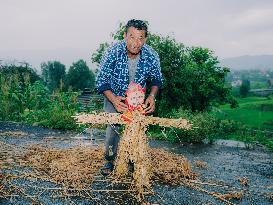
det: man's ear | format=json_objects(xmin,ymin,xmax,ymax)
[
  {"xmin": 123, "ymin": 32, "xmax": 127, "ymax": 39},
  {"xmin": 144, "ymin": 37, "xmax": 147, "ymax": 43}
]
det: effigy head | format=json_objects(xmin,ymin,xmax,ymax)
[{"xmin": 125, "ymin": 82, "xmax": 145, "ymax": 111}]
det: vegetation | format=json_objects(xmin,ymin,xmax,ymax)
[
  {"xmin": 0, "ymin": 60, "xmax": 96, "ymax": 130},
  {"xmin": 212, "ymin": 96, "xmax": 273, "ymax": 151},
  {"xmin": 65, "ymin": 59, "xmax": 95, "ymax": 91},
  {"xmin": 41, "ymin": 61, "xmax": 66, "ymax": 92},
  {"xmin": 0, "ymin": 63, "xmax": 40, "ymax": 83},
  {"xmin": 214, "ymin": 96, "xmax": 273, "ymax": 130},
  {"xmin": 239, "ymin": 79, "xmax": 250, "ymax": 97},
  {"xmin": 0, "ymin": 71, "xmax": 80, "ymax": 129}
]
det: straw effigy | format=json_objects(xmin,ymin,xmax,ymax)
[{"xmin": 74, "ymin": 82, "xmax": 192, "ymax": 199}]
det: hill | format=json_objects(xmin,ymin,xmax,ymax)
[{"xmin": 220, "ymin": 55, "xmax": 273, "ymax": 70}]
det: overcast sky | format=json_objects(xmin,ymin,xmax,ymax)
[{"xmin": 1, "ymin": 0, "xmax": 273, "ymax": 71}]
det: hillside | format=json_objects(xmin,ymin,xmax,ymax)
[{"xmin": 220, "ymin": 55, "xmax": 273, "ymax": 70}]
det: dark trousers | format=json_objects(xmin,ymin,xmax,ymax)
[{"xmin": 103, "ymin": 97, "xmax": 120, "ymax": 161}]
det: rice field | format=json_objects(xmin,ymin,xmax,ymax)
[{"xmin": 215, "ymin": 96, "xmax": 273, "ymax": 131}]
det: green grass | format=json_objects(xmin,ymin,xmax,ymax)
[
  {"xmin": 251, "ymin": 81, "xmax": 268, "ymax": 89},
  {"xmin": 215, "ymin": 96, "xmax": 273, "ymax": 131}
]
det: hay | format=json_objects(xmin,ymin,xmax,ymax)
[
  {"xmin": 1, "ymin": 140, "xmax": 264, "ymax": 204},
  {"xmin": 23, "ymin": 146, "xmax": 104, "ymax": 189},
  {"xmin": 150, "ymin": 148, "xmax": 196, "ymax": 185},
  {"xmin": 219, "ymin": 191, "xmax": 243, "ymax": 200},
  {"xmin": 21, "ymin": 145, "xmax": 195, "ymax": 189},
  {"xmin": 75, "ymin": 110, "xmax": 192, "ymax": 198},
  {"xmin": 0, "ymin": 131, "xmax": 28, "ymax": 137},
  {"xmin": 75, "ymin": 112, "xmax": 191, "ymax": 130},
  {"xmin": 194, "ymin": 160, "xmax": 207, "ymax": 169},
  {"xmin": 0, "ymin": 142, "xmax": 197, "ymax": 202},
  {"xmin": 0, "ymin": 173, "xmax": 5, "ymax": 192},
  {"xmin": 238, "ymin": 177, "xmax": 248, "ymax": 186},
  {"xmin": 113, "ymin": 110, "xmax": 153, "ymax": 198},
  {"xmin": 74, "ymin": 83, "xmax": 192, "ymax": 198}
]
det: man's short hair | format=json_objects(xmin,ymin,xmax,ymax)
[{"xmin": 125, "ymin": 19, "xmax": 148, "ymax": 37}]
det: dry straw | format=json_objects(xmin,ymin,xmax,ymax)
[
  {"xmin": 75, "ymin": 110, "xmax": 192, "ymax": 199},
  {"xmin": 0, "ymin": 139, "xmax": 197, "ymax": 203},
  {"xmin": 1, "ymin": 136, "xmax": 267, "ymax": 204}
]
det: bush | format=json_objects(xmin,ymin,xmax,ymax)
[
  {"xmin": 24, "ymin": 91, "xmax": 81, "ymax": 130},
  {"xmin": 232, "ymin": 127, "xmax": 273, "ymax": 151},
  {"xmin": 0, "ymin": 70, "xmax": 82, "ymax": 130},
  {"xmin": 0, "ymin": 72, "xmax": 25, "ymax": 121},
  {"xmin": 217, "ymin": 119, "xmax": 241, "ymax": 136},
  {"xmin": 214, "ymin": 118, "xmax": 273, "ymax": 151}
]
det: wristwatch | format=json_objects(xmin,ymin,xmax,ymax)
[{"xmin": 149, "ymin": 94, "xmax": 156, "ymax": 101}]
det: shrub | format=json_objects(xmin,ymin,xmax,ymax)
[
  {"xmin": 0, "ymin": 70, "xmax": 82, "ymax": 130},
  {"xmin": 217, "ymin": 119, "xmax": 241, "ymax": 136},
  {"xmin": 0, "ymin": 73, "xmax": 24, "ymax": 120},
  {"xmin": 24, "ymin": 91, "xmax": 81, "ymax": 130}
]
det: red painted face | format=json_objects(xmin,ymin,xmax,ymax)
[
  {"xmin": 125, "ymin": 82, "xmax": 145, "ymax": 109},
  {"xmin": 124, "ymin": 27, "xmax": 147, "ymax": 56}
]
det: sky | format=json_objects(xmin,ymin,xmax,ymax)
[{"xmin": 1, "ymin": 0, "xmax": 273, "ymax": 71}]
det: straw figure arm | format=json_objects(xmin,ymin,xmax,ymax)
[
  {"xmin": 144, "ymin": 116, "xmax": 192, "ymax": 130},
  {"xmin": 74, "ymin": 112, "xmax": 126, "ymax": 126}
]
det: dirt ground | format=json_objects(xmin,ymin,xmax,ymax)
[{"xmin": 0, "ymin": 121, "xmax": 272, "ymax": 205}]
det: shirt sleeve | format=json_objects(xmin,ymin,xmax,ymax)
[
  {"xmin": 96, "ymin": 47, "xmax": 115, "ymax": 94},
  {"xmin": 150, "ymin": 54, "xmax": 163, "ymax": 88}
]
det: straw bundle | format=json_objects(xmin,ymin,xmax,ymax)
[
  {"xmin": 75, "ymin": 110, "xmax": 192, "ymax": 198},
  {"xmin": 24, "ymin": 145, "xmax": 104, "ymax": 189}
]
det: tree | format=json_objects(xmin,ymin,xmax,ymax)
[
  {"xmin": 41, "ymin": 61, "xmax": 66, "ymax": 92},
  {"xmin": 65, "ymin": 59, "xmax": 95, "ymax": 91},
  {"xmin": 240, "ymin": 79, "xmax": 250, "ymax": 98},
  {"xmin": 91, "ymin": 23, "xmax": 233, "ymax": 116},
  {"xmin": 185, "ymin": 47, "xmax": 231, "ymax": 111},
  {"xmin": 0, "ymin": 62, "xmax": 40, "ymax": 83},
  {"xmin": 91, "ymin": 42, "xmax": 109, "ymax": 74}
]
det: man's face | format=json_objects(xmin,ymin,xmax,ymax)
[{"xmin": 124, "ymin": 27, "xmax": 147, "ymax": 55}]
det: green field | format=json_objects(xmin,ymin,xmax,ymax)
[{"xmin": 215, "ymin": 96, "xmax": 273, "ymax": 131}]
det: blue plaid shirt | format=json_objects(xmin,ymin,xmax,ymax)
[{"xmin": 96, "ymin": 40, "xmax": 163, "ymax": 96}]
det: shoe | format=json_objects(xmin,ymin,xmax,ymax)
[
  {"xmin": 99, "ymin": 162, "xmax": 114, "ymax": 177},
  {"xmin": 128, "ymin": 161, "xmax": 134, "ymax": 173}
]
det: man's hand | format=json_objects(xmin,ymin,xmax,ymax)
[
  {"xmin": 111, "ymin": 96, "xmax": 128, "ymax": 113},
  {"xmin": 144, "ymin": 95, "xmax": 155, "ymax": 114},
  {"xmin": 103, "ymin": 90, "xmax": 128, "ymax": 113}
]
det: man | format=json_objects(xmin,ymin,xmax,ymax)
[{"xmin": 96, "ymin": 19, "xmax": 163, "ymax": 176}]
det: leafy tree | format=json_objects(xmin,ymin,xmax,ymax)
[
  {"xmin": 185, "ymin": 47, "xmax": 231, "ymax": 111},
  {"xmin": 240, "ymin": 79, "xmax": 250, "ymax": 97},
  {"xmin": 91, "ymin": 43, "xmax": 110, "ymax": 74},
  {"xmin": 41, "ymin": 61, "xmax": 66, "ymax": 92},
  {"xmin": 0, "ymin": 62, "xmax": 40, "ymax": 83},
  {"xmin": 91, "ymin": 23, "xmax": 233, "ymax": 115},
  {"xmin": 65, "ymin": 59, "xmax": 95, "ymax": 91}
]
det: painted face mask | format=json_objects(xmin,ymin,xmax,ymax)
[
  {"xmin": 125, "ymin": 82, "xmax": 145, "ymax": 110},
  {"xmin": 121, "ymin": 82, "xmax": 146, "ymax": 122}
]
